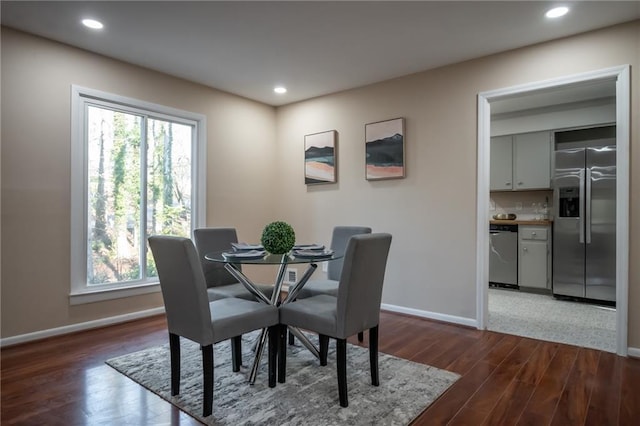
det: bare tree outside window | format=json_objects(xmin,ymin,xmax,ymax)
[{"xmin": 86, "ymin": 106, "xmax": 192, "ymax": 286}]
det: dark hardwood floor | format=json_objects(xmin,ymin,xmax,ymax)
[{"xmin": 2, "ymin": 311, "xmax": 639, "ymax": 425}]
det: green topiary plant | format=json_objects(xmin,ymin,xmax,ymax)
[{"xmin": 261, "ymin": 221, "xmax": 296, "ymax": 254}]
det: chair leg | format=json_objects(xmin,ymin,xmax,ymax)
[
  {"xmin": 278, "ymin": 324, "xmax": 287, "ymax": 383},
  {"xmin": 357, "ymin": 331, "xmax": 364, "ymax": 342},
  {"xmin": 202, "ymin": 344, "xmax": 214, "ymax": 417},
  {"xmin": 169, "ymin": 333, "xmax": 180, "ymax": 396},
  {"xmin": 268, "ymin": 326, "xmax": 277, "ymax": 388},
  {"xmin": 288, "ymin": 329, "xmax": 295, "ymax": 345},
  {"xmin": 369, "ymin": 325, "xmax": 379, "ymax": 386},
  {"xmin": 319, "ymin": 334, "xmax": 329, "ymax": 366},
  {"xmin": 336, "ymin": 338, "xmax": 348, "ymax": 407},
  {"xmin": 231, "ymin": 336, "xmax": 242, "ymax": 372}
]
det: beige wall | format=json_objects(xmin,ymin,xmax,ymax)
[
  {"xmin": 1, "ymin": 28, "xmax": 277, "ymax": 337},
  {"xmin": 2, "ymin": 21, "xmax": 639, "ymax": 348},
  {"xmin": 274, "ymin": 21, "xmax": 640, "ymax": 345}
]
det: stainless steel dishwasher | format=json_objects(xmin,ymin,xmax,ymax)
[{"xmin": 489, "ymin": 224, "xmax": 518, "ymax": 288}]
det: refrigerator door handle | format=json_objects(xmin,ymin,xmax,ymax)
[
  {"xmin": 585, "ymin": 168, "xmax": 592, "ymax": 244},
  {"xmin": 579, "ymin": 168, "xmax": 585, "ymax": 244}
]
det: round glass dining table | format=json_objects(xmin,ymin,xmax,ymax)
[{"xmin": 204, "ymin": 250, "xmax": 343, "ymax": 384}]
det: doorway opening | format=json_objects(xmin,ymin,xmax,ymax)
[{"xmin": 476, "ymin": 65, "xmax": 630, "ymax": 356}]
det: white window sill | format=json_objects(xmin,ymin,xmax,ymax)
[{"xmin": 70, "ymin": 282, "xmax": 161, "ymax": 305}]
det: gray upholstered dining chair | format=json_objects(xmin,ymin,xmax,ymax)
[
  {"xmin": 278, "ymin": 233, "xmax": 392, "ymax": 407},
  {"xmin": 296, "ymin": 226, "xmax": 372, "ymax": 299},
  {"xmin": 293, "ymin": 225, "xmax": 371, "ymax": 343},
  {"xmin": 193, "ymin": 227, "xmax": 273, "ymax": 302},
  {"xmin": 148, "ymin": 235, "xmax": 279, "ymax": 417},
  {"xmin": 194, "ymin": 227, "xmax": 276, "ymax": 369}
]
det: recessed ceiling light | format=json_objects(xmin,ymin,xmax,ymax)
[
  {"xmin": 82, "ymin": 19, "xmax": 104, "ymax": 30},
  {"xmin": 274, "ymin": 86, "xmax": 287, "ymax": 94},
  {"xmin": 545, "ymin": 7, "xmax": 569, "ymax": 18}
]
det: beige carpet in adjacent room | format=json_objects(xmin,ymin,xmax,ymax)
[{"xmin": 489, "ymin": 288, "xmax": 616, "ymax": 352}]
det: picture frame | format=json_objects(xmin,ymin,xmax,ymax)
[
  {"xmin": 304, "ymin": 130, "xmax": 337, "ymax": 185},
  {"xmin": 365, "ymin": 118, "xmax": 405, "ymax": 180}
]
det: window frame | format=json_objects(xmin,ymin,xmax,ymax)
[{"xmin": 70, "ymin": 86, "xmax": 206, "ymax": 305}]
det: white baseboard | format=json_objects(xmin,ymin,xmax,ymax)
[
  {"xmin": 627, "ymin": 347, "xmax": 640, "ymax": 358},
  {"xmin": 0, "ymin": 307, "xmax": 165, "ymax": 348},
  {"xmin": 381, "ymin": 303, "xmax": 478, "ymax": 328}
]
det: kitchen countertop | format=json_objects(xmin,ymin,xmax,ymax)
[{"xmin": 490, "ymin": 219, "xmax": 553, "ymax": 225}]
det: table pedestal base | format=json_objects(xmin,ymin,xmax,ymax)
[{"xmin": 224, "ymin": 260, "xmax": 320, "ymax": 385}]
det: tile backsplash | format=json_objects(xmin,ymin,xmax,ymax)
[{"xmin": 490, "ymin": 191, "xmax": 553, "ymax": 220}]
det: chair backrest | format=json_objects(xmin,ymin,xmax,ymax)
[
  {"xmin": 336, "ymin": 233, "xmax": 392, "ymax": 339},
  {"xmin": 148, "ymin": 235, "xmax": 214, "ymax": 346},
  {"xmin": 327, "ymin": 226, "xmax": 372, "ymax": 280},
  {"xmin": 193, "ymin": 227, "xmax": 240, "ymax": 288}
]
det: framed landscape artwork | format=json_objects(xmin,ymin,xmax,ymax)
[
  {"xmin": 304, "ymin": 130, "xmax": 337, "ymax": 185},
  {"xmin": 365, "ymin": 118, "xmax": 405, "ymax": 180}
]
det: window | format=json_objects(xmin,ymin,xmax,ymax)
[{"xmin": 71, "ymin": 86, "xmax": 206, "ymax": 304}]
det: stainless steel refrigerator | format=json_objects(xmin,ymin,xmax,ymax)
[{"xmin": 553, "ymin": 144, "xmax": 616, "ymax": 302}]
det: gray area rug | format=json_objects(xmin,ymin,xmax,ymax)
[
  {"xmin": 489, "ymin": 288, "xmax": 616, "ymax": 352},
  {"xmin": 106, "ymin": 331, "xmax": 459, "ymax": 425}
]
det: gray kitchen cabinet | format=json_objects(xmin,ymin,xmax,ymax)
[
  {"xmin": 490, "ymin": 135, "xmax": 513, "ymax": 190},
  {"xmin": 518, "ymin": 225, "xmax": 551, "ymax": 289},
  {"xmin": 490, "ymin": 131, "xmax": 551, "ymax": 191},
  {"xmin": 514, "ymin": 132, "xmax": 552, "ymax": 190}
]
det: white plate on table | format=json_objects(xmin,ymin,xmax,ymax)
[
  {"xmin": 293, "ymin": 243, "xmax": 325, "ymax": 251},
  {"xmin": 292, "ymin": 249, "xmax": 334, "ymax": 259},
  {"xmin": 222, "ymin": 250, "xmax": 266, "ymax": 260}
]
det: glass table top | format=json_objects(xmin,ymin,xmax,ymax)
[{"xmin": 205, "ymin": 250, "xmax": 343, "ymax": 265}]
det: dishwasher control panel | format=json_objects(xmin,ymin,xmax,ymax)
[{"xmin": 490, "ymin": 224, "xmax": 518, "ymax": 233}]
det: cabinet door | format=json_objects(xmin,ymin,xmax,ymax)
[
  {"xmin": 519, "ymin": 241, "xmax": 548, "ymax": 288},
  {"xmin": 514, "ymin": 131, "xmax": 551, "ymax": 190},
  {"xmin": 490, "ymin": 136, "xmax": 513, "ymax": 191}
]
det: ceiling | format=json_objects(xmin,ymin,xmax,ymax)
[{"xmin": 2, "ymin": 1, "xmax": 639, "ymax": 107}]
